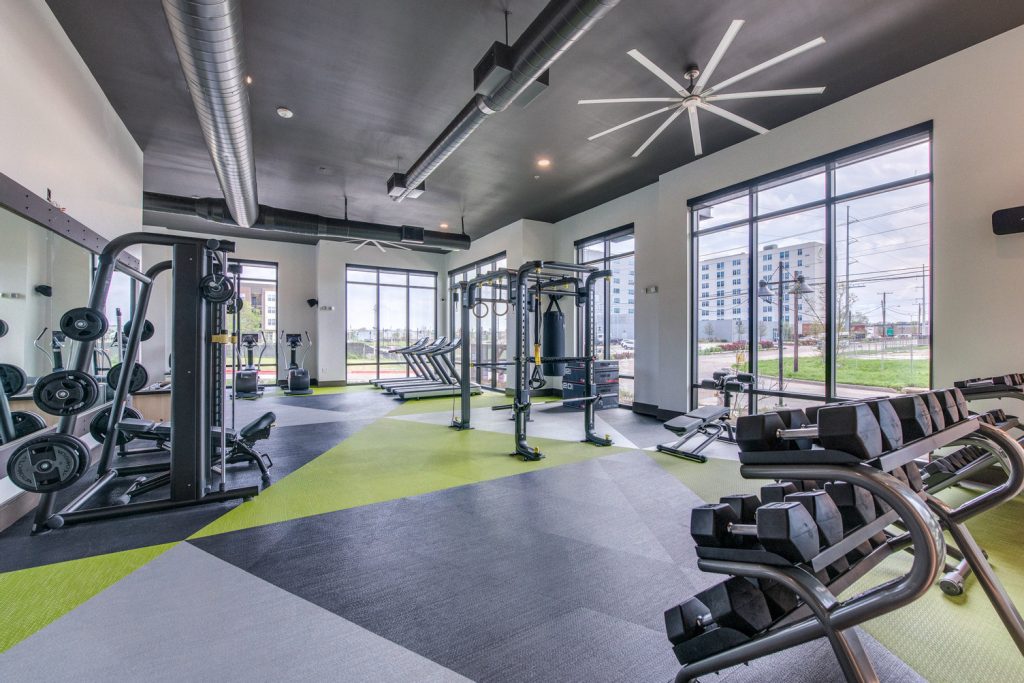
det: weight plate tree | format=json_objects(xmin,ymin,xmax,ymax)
[
  {"xmin": 0, "ymin": 363, "xmax": 27, "ymax": 396},
  {"xmin": 123, "ymin": 318, "xmax": 156, "ymax": 342},
  {"xmin": 89, "ymin": 406, "xmax": 142, "ymax": 445},
  {"xmin": 199, "ymin": 274, "xmax": 235, "ymax": 303},
  {"xmin": 33, "ymin": 370, "xmax": 100, "ymax": 416},
  {"xmin": 12, "ymin": 411, "xmax": 46, "ymax": 440},
  {"xmin": 6, "ymin": 433, "xmax": 91, "ymax": 493},
  {"xmin": 107, "ymin": 363, "xmax": 150, "ymax": 394},
  {"xmin": 59, "ymin": 307, "xmax": 109, "ymax": 342}
]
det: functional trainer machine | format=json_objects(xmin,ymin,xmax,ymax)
[
  {"xmin": 451, "ymin": 261, "xmax": 613, "ymax": 460},
  {"xmin": 281, "ymin": 331, "xmax": 313, "ymax": 395},
  {"xmin": 6, "ymin": 234, "xmax": 261, "ymax": 533}
]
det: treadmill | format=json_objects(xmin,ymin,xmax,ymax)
[
  {"xmin": 376, "ymin": 337, "xmax": 448, "ymax": 390},
  {"xmin": 392, "ymin": 337, "xmax": 482, "ymax": 399},
  {"xmin": 373, "ymin": 337, "xmax": 432, "ymax": 388}
]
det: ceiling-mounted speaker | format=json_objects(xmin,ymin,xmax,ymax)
[
  {"xmin": 993, "ymin": 206, "xmax": 1024, "ymax": 235},
  {"xmin": 307, "ymin": 299, "xmax": 318, "ymax": 308},
  {"xmin": 35, "ymin": 285, "xmax": 53, "ymax": 297}
]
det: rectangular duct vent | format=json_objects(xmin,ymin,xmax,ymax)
[
  {"xmin": 473, "ymin": 41, "xmax": 549, "ymax": 106},
  {"xmin": 387, "ymin": 173, "xmax": 425, "ymax": 199},
  {"xmin": 401, "ymin": 226, "xmax": 425, "ymax": 244}
]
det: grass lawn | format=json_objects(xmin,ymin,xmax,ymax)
[{"xmin": 753, "ymin": 355, "xmax": 929, "ymax": 390}]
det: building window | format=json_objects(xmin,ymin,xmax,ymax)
[
  {"xmin": 347, "ymin": 266, "xmax": 437, "ymax": 383},
  {"xmin": 576, "ymin": 225, "xmax": 635, "ymax": 405},
  {"xmin": 449, "ymin": 252, "xmax": 508, "ymax": 389},
  {"xmin": 691, "ymin": 124, "xmax": 932, "ymax": 410}
]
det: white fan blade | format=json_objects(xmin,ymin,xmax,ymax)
[
  {"xmin": 688, "ymin": 106, "xmax": 703, "ymax": 156},
  {"xmin": 391, "ymin": 242, "xmax": 412, "ymax": 251},
  {"xmin": 632, "ymin": 107, "xmax": 686, "ymax": 157},
  {"xmin": 627, "ymin": 49, "xmax": 687, "ymax": 94},
  {"xmin": 704, "ymin": 37, "xmax": 826, "ymax": 95},
  {"xmin": 698, "ymin": 102, "xmax": 769, "ymax": 134},
  {"xmin": 578, "ymin": 97, "xmax": 684, "ymax": 104},
  {"xmin": 353, "ymin": 240, "xmax": 369, "ymax": 251},
  {"xmin": 588, "ymin": 104, "xmax": 681, "ymax": 141},
  {"xmin": 705, "ymin": 87, "xmax": 825, "ymax": 101},
  {"xmin": 693, "ymin": 20, "xmax": 744, "ymax": 94},
  {"xmin": 373, "ymin": 240, "xmax": 386, "ymax": 254}
]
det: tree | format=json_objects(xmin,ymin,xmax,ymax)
[
  {"xmin": 734, "ymin": 319, "xmax": 746, "ymax": 337},
  {"xmin": 703, "ymin": 321, "xmax": 715, "ymax": 340}
]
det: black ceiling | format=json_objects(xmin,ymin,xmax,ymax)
[{"xmin": 47, "ymin": 0, "xmax": 1024, "ymax": 238}]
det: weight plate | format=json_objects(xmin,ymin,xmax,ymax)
[
  {"xmin": 59, "ymin": 307, "xmax": 109, "ymax": 342},
  {"xmin": 6, "ymin": 434, "xmax": 90, "ymax": 493},
  {"xmin": 106, "ymin": 363, "xmax": 149, "ymax": 394},
  {"xmin": 33, "ymin": 370, "xmax": 100, "ymax": 416},
  {"xmin": 123, "ymin": 319, "xmax": 156, "ymax": 342},
  {"xmin": 11, "ymin": 411, "xmax": 46, "ymax": 440},
  {"xmin": 199, "ymin": 274, "xmax": 235, "ymax": 303},
  {"xmin": 0, "ymin": 319, "xmax": 8, "ymax": 338},
  {"xmin": 0, "ymin": 363, "xmax": 27, "ymax": 396},
  {"xmin": 89, "ymin": 406, "xmax": 142, "ymax": 445},
  {"xmin": 225, "ymin": 297, "xmax": 244, "ymax": 315}
]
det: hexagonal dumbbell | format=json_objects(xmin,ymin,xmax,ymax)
[
  {"xmin": 921, "ymin": 392, "xmax": 947, "ymax": 431},
  {"xmin": 760, "ymin": 481, "xmax": 798, "ymax": 504},
  {"xmin": 889, "ymin": 395, "xmax": 933, "ymax": 441},
  {"xmin": 664, "ymin": 577, "xmax": 773, "ymax": 646},
  {"xmin": 786, "ymin": 490, "xmax": 850, "ymax": 579},
  {"xmin": 863, "ymin": 399, "xmax": 904, "ymax": 452},
  {"xmin": 816, "ymin": 403, "xmax": 884, "ymax": 460},
  {"xmin": 935, "ymin": 390, "xmax": 961, "ymax": 424},
  {"xmin": 735, "ymin": 412, "xmax": 788, "ymax": 452},
  {"xmin": 690, "ymin": 501, "xmax": 820, "ymax": 564}
]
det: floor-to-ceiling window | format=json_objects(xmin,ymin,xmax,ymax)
[
  {"xmin": 346, "ymin": 265, "xmax": 437, "ymax": 383},
  {"xmin": 576, "ymin": 226, "xmax": 635, "ymax": 406},
  {"xmin": 449, "ymin": 252, "xmax": 508, "ymax": 390},
  {"xmin": 690, "ymin": 124, "xmax": 932, "ymax": 412},
  {"xmin": 227, "ymin": 260, "xmax": 278, "ymax": 384}
]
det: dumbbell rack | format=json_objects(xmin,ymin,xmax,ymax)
[{"xmin": 672, "ymin": 415, "xmax": 1024, "ymax": 683}]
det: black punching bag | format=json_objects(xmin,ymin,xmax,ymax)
[{"xmin": 542, "ymin": 299, "xmax": 565, "ymax": 376}]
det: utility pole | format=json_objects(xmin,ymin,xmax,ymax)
[
  {"xmin": 845, "ymin": 206, "xmax": 851, "ymax": 338},
  {"xmin": 880, "ymin": 291, "xmax": 893, "ymax": 367}
]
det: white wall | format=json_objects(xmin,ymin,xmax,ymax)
[{"xmin": 0, "ymin": 1, "xmax": 143, "ymax": 242}]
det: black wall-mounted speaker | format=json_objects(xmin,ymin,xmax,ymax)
[
  {"xmin": 307, "ymin": 298, "xmax": 318, "ymax": 308},
  {"xmin": 993, "ymin": 206, "xmax": 1024, "ymax": 235}
]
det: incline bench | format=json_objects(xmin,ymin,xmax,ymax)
[
  {"xmin": 116, "ymin": 412, "xmax": 276, "ymax": 495},
  {"xmin": 656, "ymin": 371, "xmax": 754, "ymax": 463}
]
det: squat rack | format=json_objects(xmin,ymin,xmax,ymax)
[{"xmin": 451, "ymin": 260, "xmax": 613, "ymax": 461}]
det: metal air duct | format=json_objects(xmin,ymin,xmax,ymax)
[{"xmin": 163, "ymin": 0, "xmax": 259, "ymax": 227}]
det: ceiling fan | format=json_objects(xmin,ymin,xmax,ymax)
[
  {"xmin": 579, "ymin": 20, "xmax": 826, "ymax": 158},
  {"xmin": 346, "ymin": 238, "xmax": 412, "ymax": 253}
]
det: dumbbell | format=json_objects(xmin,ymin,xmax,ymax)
[
  {"xmin": 665, "ymin": 577, "xmax": 773, "ymax": 646},
  {"xmin": 889, "ymin": 395, "xmax": 933, "ymax": 441},
  {"xmin": 736, "ymin": 403, "xmax": 885, "ymax": 460},
  {"xmin": 691, "ymin": 499, "xmax": 821, "ymax": 564},
  {"xmin": 786, "ymin": 490, "xmax": 850, "ymax": 579},
  {"xmin": 824, "ymin": 481, "xmax": 885, "ymax": 561},
  {"xmin": 939, "ymin": 550, "xmax": 989, "ymax": 597}
]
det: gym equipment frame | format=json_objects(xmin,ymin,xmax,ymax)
[{"xmin": 28, "ymin": 233, "xmax": 259, "ymax": 533}]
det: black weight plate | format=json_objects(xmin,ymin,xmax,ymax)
[
  {"xmin": 123, "ymin": 319, "xmax": 156, "ymax": 342},
  {"xmin": 6, "ymin": 434, "xmax": 90, "ymax": 493},
  {"xmin": 59, "ymin": 307, "xmax": 109, "ymax": 342},
  {"xmin": 0, "ymin": 363, "xmax": 27, "ymax": 396},
  {"xmin": 0, "ymin": 319, "xmax": 8, "ymax": 338},
  {"xmin": 107, "ymin": 363, "xmax": 149, "ymax": 394},
  {"xmin": 225, "ymin": 297, "xmax": 244, "ymax": 315},
  {"xmin": 199, "ymin": 274, "xmax": 235, "ymax": 303},
  {"xmin": 11, "ymin": 411, "xmax": 46, "ymax": 440},
  {"xmin": 89, "ymin": 406, "xmax": 142, "ymax": 445},
  {"xmin": 33, "ymin": 370, "xmax": 100, "ymax": 416}
]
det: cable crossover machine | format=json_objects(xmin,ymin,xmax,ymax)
[{"xmin": 451, "ymin": 260, "xmax": 614, "ymax": 461}]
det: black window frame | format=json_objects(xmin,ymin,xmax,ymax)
[
  {"xmin": 575, "ymin": 224, "xmax": 635, "ymax": 406},
  {"xmin": 448, "ymin": 251, "xmax": 508, "ymax": 390},
  {"xmin": 228, "ymin": 258, "xmax": 280, "ymax": 381},
  {"xmin": 345, "ymin": 264, "xmax": 438, "ymax": 383},
  {"xmin": 688, "ymin": 122, "xmax": 934, "ymax": 411}
]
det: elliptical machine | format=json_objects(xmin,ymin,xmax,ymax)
[
  {"xmin": 234, "ymin": 331, "xmax": 266, "ymax": 399},
  {"xmin": 282, "ymin": 331, "xmax": 313, "ymax": 395}
]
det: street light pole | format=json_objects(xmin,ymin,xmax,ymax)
[{"xmin": 777, "ymin": 275, "xmax": 784, "ymax": 406}]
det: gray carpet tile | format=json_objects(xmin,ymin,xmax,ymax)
[
  {"xmin": 0, "ymin": 542, "xmax": 470, "ymax": 683},
  {"xmin": 193, "ymin": 451, "xmax": 925, "ymax": 681}
]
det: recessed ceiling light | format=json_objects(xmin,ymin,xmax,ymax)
[
  {"xmin": 245, "ymin": 75, "xmax": 253, "ymax": 85},
  {"xmin": 276, "ymin": 106, "xmax": 294, "ymax": 119},
  {"xmin": 439, "ymin": 222, "xmax": 449, "ymax": 229},
  {"xmin": 536, "ymin": 158, "xmax": 551, "ymax": 168}
]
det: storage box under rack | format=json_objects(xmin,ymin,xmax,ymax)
[{"xmin": 563, "ymin": 359, "xmax": 619, "ymax": 385}]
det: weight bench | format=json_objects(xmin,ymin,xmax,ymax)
[
  {"xmin": 656, "ymin": 405, "xmax": 733, "ymax": 464},
  {"xmin": 116, "ymin": 412, "xmax": 276, "ymax": 496}
]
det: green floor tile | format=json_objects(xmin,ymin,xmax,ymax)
[
  {"xmin": 191, "ymin": 417, "xmax": 628, "ymax": 538},
  {"xmin": 0, "ymin": 543, "xmax": 174, "ymax": 652}
]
